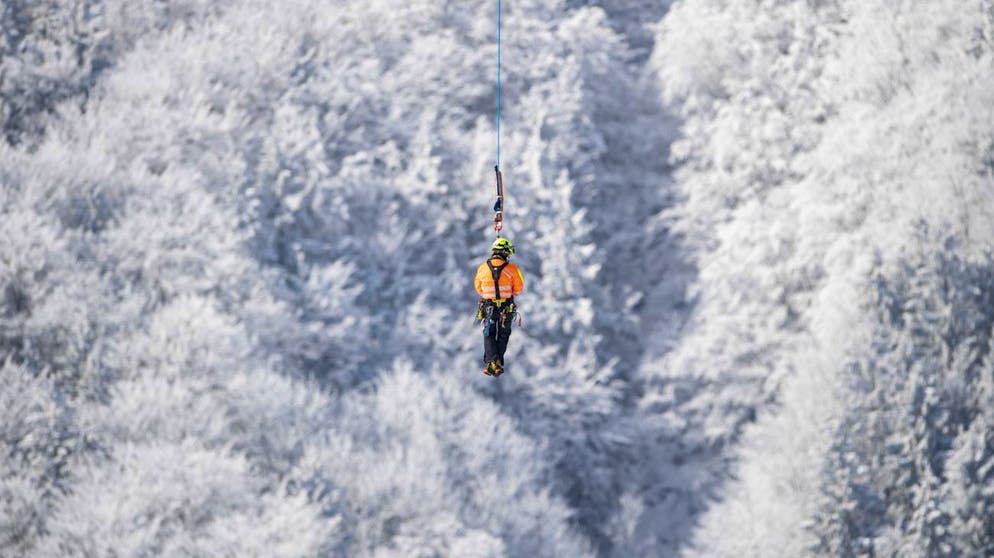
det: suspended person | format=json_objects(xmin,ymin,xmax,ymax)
[{"xmin": 474, "ymin": 238, "xmax": 524, "ymax": 377}]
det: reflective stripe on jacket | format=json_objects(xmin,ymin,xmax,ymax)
[{"xmin": 474, "ymin": 258, "xmax": 524, "ymax": 300}]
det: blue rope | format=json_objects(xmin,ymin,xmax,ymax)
[
  {"xmin": 492, "ymin": 0, "xmax": 505, "ymax": 238},
  {"xmin": 496, "ymin": 0, "xmax": 501, "ymax": 168}
]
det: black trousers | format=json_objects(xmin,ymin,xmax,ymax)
[{"xmin": 482, "ymin": 301, "xmax": 514, "ymax": 367}]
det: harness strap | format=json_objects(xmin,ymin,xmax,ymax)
[{"xmin": 486, "ymin": 258, "xmax": 509, "ymax": 300}]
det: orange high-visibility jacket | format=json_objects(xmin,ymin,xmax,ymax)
[{"xmin": 475, "ymin": 257, "xmax": 524, "ymax": 300}]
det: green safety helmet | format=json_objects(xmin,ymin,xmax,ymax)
[{"xmin": 491, "ymin": 237, "xmax": 514, "ymax": 256}]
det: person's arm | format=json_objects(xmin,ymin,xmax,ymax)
[
  {"xmin": 511, "ymin": 264, "xmax": 524, "ymax": 297},
  {"xmin": 474, "ymin": 264, "xmax": 486, "ymax": 297}
]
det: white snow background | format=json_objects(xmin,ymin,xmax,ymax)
[{"xmin": 1, "ymin": 1, "xmax": 993, "ymax": 556}]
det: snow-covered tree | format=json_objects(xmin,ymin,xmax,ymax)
[
  {"xmin": 0, "ymin": 362, "xmax": 71, "ymax": 556},
  {"xmin": 648, "ymin": 0, "xmax": 994, "ymax": 554},
  {"xmin": 811, "ymin": 238, "xmax": 994, "ymax": 556}
]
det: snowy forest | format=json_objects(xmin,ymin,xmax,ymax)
[{"xmin": 2, "ymin": 0, "xmax": 994, "ymax": 556}]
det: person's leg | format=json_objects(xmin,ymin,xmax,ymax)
[
  {"xmin": 483, "ymin": 319, "xmax": 500, "ymax": 369},
  {"xmin": 495, "ymin": 322, "xmax": 512, "ymax": 367}
]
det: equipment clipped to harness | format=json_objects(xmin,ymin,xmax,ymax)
[
  {"xmin": 493, "ymin": 166, "xmax": 504, "ymax": 235},
  {"xmin": 476, "ymin": 299, "xmax": 518, "ymax": 328}
]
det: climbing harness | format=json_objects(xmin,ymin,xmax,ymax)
[{"xmin": 476, "ymin": 255, "xmax": 517, "ymax": 326}]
